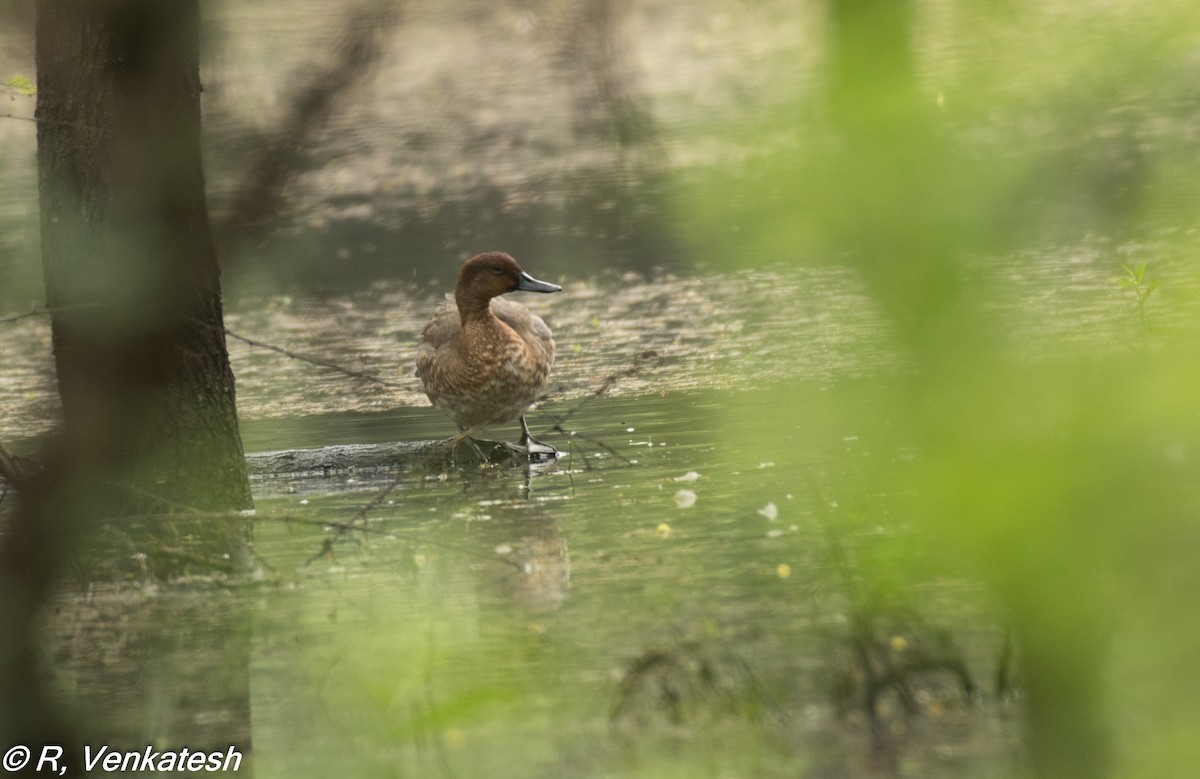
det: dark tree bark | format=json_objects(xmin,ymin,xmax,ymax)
[
  {"xmin": 36, "ymin": 0, "xmax": 252, "ymax": 515},
  {"xmin": 0, "ymin": 2, "xmax": 255, "ymax": 770}
]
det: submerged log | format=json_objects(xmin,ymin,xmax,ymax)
[
  {"xmin": 246, "ymin": 441, "xmax": 441, "ymax": 478},
  {"xmin": 245, "ymin": 438, "xmax": 532, "ymax": 481}
]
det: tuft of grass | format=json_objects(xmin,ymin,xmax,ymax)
[{"xmin": 1115, "ymin": 262, "xmax": 1158, "ymax": 331}]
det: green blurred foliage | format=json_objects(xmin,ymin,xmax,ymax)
[{"xmin": 684, "ymin": 1, "xmax": 1200, "ymax": 777}]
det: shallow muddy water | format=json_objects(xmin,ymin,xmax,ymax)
[
  {"xmin": 3, "ymin": 201, "xmax": 1195, "ymax": 779},
  {"xmin": 50, "ymin": 379, "xmax": 1017, "ymax": 778},
  {"xmin": 21, "ymin": 248, "xmax": 1154, "ymax": 777}
]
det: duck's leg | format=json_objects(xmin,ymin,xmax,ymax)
[
  {"xmin": 452, "ymin": 427, "xmax": 489, "ymax": 462},
  {"xmin": 518, "ymin": 416, "xmax": 558, "ymax": 461}
]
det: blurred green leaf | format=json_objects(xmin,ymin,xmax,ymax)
[{"xmin": 677, "ymin": 1, "xmax": 1200, "ymax": 777}]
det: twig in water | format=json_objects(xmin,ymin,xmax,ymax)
[
  {"xmin": 222, "ymin": 327, "xmax": 408, "ymax": 390},
  {"xmin": 546, "ymin": 349, "xmax": 657, "ymax": 432},
  {"xmin": 564, "ymin": 429, "xmax": 632, "ymax": 467},
  {"xmin": 536, "ymin": 349, "xmax": 657, "ymax": 467}
]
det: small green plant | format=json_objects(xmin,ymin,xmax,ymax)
[
  {"xmin": 1115, "ymin": 262, "xmax": 1158, "ymax": 330},
  {"xmin": 3, "ymin": 74, "xmax": 35, "ymax": 96}
]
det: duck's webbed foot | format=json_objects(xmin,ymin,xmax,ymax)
[{"xmin": 518, "ymin": 416, "xmax": 558, "ymax": 463}]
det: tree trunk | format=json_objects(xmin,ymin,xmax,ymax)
[
  {"xmin": 1, "ymin": 2, "xmax": 257, "ymax": 766},
  {"xmin": 35, "ymin": 0, "xmax": 252, "ymax": 515}
]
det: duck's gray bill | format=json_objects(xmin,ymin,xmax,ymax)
[{"xmin": 516, "ymin": 272, "xmax": 562, "ymax": 294}]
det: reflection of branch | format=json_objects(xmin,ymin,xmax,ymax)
[
  {"xmin": 300, "ymin": 469, "xmax": 404, "ymax": 566},
  {"xmin": 213, "ymin": 4, "xmax": 398, "ymax": 252},
  {"xmin": 96, "ymin": 515, "xmax": 269, "ymax": 574},
  {"xmin": 348, "ymin": 473, "xmax": 403, "ymax": 525},
  {"xmin": 303, "ymin": 538, "xmax": 337, "ymax": 567},
  {"xmin": 0, "ymin": 441, "xmax": 26, "ymax": 488},
  {"xmin": 105, "ymin": 479, "xmax": 204, "ymax": 514},
  {"xmin": 296, "ymin": 479, "xmax": 527, "ymax": 572}
]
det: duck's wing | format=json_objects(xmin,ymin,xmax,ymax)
[
  {"xmin": 419, "ymin": 296, "xmax": 460, "ymax": 347},
  {"xmin": 491, "ymin": 296, "xmax": 555, "ymax": 368},
  {"xmin": 491, "ymin": 297, "xmax": 552, "ymax": 343},
  {"xmin": 415, "ymin": 297, "xmax": 459, "ymax": 381}
]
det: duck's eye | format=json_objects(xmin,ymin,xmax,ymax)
[{"xmin": 489, "ymin": 266, "xmax": 506, "ymax": 276}]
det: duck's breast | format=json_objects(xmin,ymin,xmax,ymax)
[{"xmin": 414, "ymin": 296, "xmax": 555, "ymax": 429}]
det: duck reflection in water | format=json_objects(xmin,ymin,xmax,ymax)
[{"xmin": 416, "ymin": 252, "xmax": 561, "ymax": 462}]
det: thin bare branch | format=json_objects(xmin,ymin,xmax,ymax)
[
  {"xmin": 546, "ymin": 349, "xmax": 658, "ymax": 431},
  {"xmin": 223, "ymin": 327, "xmax": 408, "ymax": 389},
  {"xmin": 0, "ymin": 302, "xmax": 104, "ymax": 324}
]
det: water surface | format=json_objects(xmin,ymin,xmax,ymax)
[{"xmin": 4, "ymin": 1, "xmax": 1199, "ymax": 776}]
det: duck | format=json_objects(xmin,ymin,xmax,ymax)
[{"xmin": 416, "ymin": 252, "xmax": 562, "ymax": 458}]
